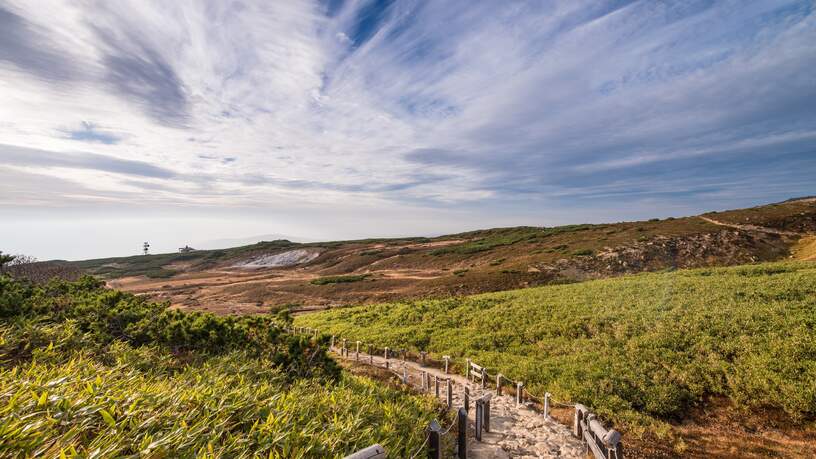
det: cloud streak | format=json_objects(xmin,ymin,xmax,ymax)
[{"xmin": 0, "ymin": 0, "xmax": 814, "ymax": 257}]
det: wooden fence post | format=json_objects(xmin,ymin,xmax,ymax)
[
  {"xmin": 403, "ymin": 366, "xmax": 408, "ymax": 384},
  {"xmin": 475, "ymin": 400, "xmax": 483, "ymax": 442},
  {"xmin": 573, "ymin": 404, "xmax": 585, "ymax": 438},
  {"xmin": 330, "ymin": 335, "xmax": 335, "ymax": 350},
  {"xmin": 464, "ymin": 386, "xmax": 470, "ymax": 412},
  {"xmin": 368, "ymin": 345, "xmax": 374, "ymax": 365},
  {"xmin": 544, "ymin": 392, "xmax": 550, "ymax": 419},
  {"xmin": 422, "ymin": 371, "xmax": 428, "ymax": 391},
  {"xmin": 443, "ymin": 355, "xmax": 450, "ymax": 374},
  {"xmin": 480, "ymin": 371, "xmax": 486, "ymax": 389},
  {"xmin": 496, "ymin": 373, "xmax": 502, "ymax": 396},
  {"xmin": 446, "ymin": 379, "xmax": 453, "ymax": 408},
  {"xmin": 434, "ymin": 376, "xmax": 440, "ymax": 398},
  {"xmin": 355, "ymin": 341, "xmax": 360, "ymax": 361},
  {"xmin": 516, "ymin": 382, "xmax": 523, "ymax": 407},
  {"xmin": 466, "ymin": 359, "xmax": 471, "ymax": 379},
  {"xmin": 457, "ymin": 408, "xmax": 467, "ymax": 459},
  {"xmin": 384, "ymin": 347, "xmax": 389, "ymax": 360},
  {"xmin": 341, "ymin": 339, "xmax": 347, "ymax": 357},
  {"xmin": 427, "ymin": 420, "xmax": 442, "ymax": 459},
  {"xmin": 484, "ymin": 397, "xmax": 491, "ymax": 433}
]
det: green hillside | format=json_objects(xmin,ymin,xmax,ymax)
[
  {"xmin": 0, "ymin": 276, "xmax": 436, "ymax": 458},
  {"xmin": 295, "ymin": 261, "xmax": 816, "ymax": 441}
]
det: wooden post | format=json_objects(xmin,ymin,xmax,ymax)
[
  {"xmin": 484, "ymin": 397, "xmax": 491, "ymax": 433},
  {"xmin": 496, "ymin": 374, "xmax": 502, "ymax": 396},
  {"xmin": 341, "ymin": 339, "xmax": 347, "ymax": 357},
  {"xmin": 369, "ymin": 345, "xmax": 374, "ymax": 365},
  {"xmin": 330, "ymin": 335, "xmax": 335, "ymax": 350},
  {"xmin": 544, "ymin": 392, "xmax": 550, "ymax": 419},
  {"xmin": 443, "ymin": 355, "xmax": 450, "ymax": 374},
  {"xmin": 464, "ymin": 386, "xmax": 470, "ymax": 412},
  {"xmin": 385, "ymin": 360, "xmax": 390, "ymax": 370},
  {"xmin": 384, "ymin": 347, "xmax": 389, "ymax": 360},
  {"xmin": 446, "ymin": 379, "xmax": 453, "ymax": 408},
  {"xmin": 434, "ymin": 376, "xmax": 440, "ymax": 398},
  {"xmin": 427, "ymin": 420, "xmax": 442, "ymax": 459},
  {"xmin": 355, "ymin": 341, "xmax": 360, "ymax": 361},
  {"xmin": 480, "ymin": 370, "xmax": 486, "ymax": 389},
  {"xmin": 516, "ymin": 382, "xmax": 523, "ymax": 407},
  {"xmin": 573, "ymin": 404, "xmax": 585, "ymax": 438},
  {"xmin": 475, "ymin": 400, "xmax": 483, "ymax": 442},
  {"xmin": 422, "ymin": 371, "xmax": 428, "ymax": 391},
  {"xmin": 457, "ymin": 408, "xmax": 467, "ymax": 459},
  {"xmin": 344, "ymin": 444, "xmax": 386, "ymax": 459},
  {"xmin": 466, "ymin": 359, "xmax": 471, "ymax": 379}
]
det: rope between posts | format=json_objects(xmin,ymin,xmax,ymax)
[
  {"xmin": 408, "ymin": 433, "xmax": 430, "ymax": 459},
  {"xmin": 440, "ymin": 416, "xmax": 457, "ymax": 436}
]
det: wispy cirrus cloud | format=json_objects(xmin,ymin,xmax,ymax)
[{"xmin": 0, "ymin": 0, "xmax": 814, "ymax": 258}]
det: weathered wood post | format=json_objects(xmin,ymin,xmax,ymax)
[
  {"xmin": 466, "ymin": 359, "xmax": 471, "ymax": 379},
  {"xmin": 443, "ymin": 355, "xmax": 450, "ymax": 374},
  {"xmin": 573, "ymin": 404, "xmax": 586, "ymax": 438},
  {"xmin": 484, "ymin": 396, "xmax": 491, "ymax": 433},
  {"xmin": 422, "ymin": 371, "xmax": 428, "ymax": 391},
  {"xmin": 341, "ymin": 339, "xmax": 347, "ymax": 357},
  {"xmin": 480, "ymin": 370, "xmax": 486, "ymax": 389},
  {"xmin": 516, "ymin": 382, "xmax": 523, "ymax": 407},
  {"xmin": 355, "ymin": 341, "xmax": 361, "ymax": 361},
  {"xmin": 344, "ymin": 444, "xmax": 386, "ymax": 459},
  {"xmin": 544, "ymin": 392, "xmax": 551, "ymax": 419},
  {"xmin": 368, "ymin": 345, "xmax": 374, "ymax": 365},
  {"xmin": 464, "ymin": 386, "xmax": 470, "ymax": 412},
  {"xmin": 457, "ymin": 407, "xmax": 467, "ymax": 459},
  {"xmin": 475, "ymin": 400, "xmax": 483, "ymax": 442},
  {"xmin": 434, "ymin": 375, "xmax": 440, "ymax": 398},
  {"xmin": 446, "ymin": 378, "xmax": 453, "ymax": 408},
  {"xmin": 330, "ymin": 335, "xmax": 335, "ymax": 350},
  {"xmin": 403, "ymin": 366, "xmax": 408, "ymax": 384},
  {"xmin": 496, "ymin": 373, "xmax": 502, "ymax": 396},
  {"xmin": 384, "ymin": 347, "xmax": 389, "ymax": 361},
  {"xmin": 427, "ymin": 420, "xmax": 442, "ymax": 459}
]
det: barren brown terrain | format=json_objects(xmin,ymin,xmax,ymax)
[{"xmin": 76, "ymin": 198, "xmax": 816, "ymax": 315}]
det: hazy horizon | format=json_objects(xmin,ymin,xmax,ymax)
[{"xmin": 2, "ymin": 1, "xmax": 815, "ymax": 260}]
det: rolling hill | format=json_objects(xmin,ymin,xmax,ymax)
[{"xmin": 70, "ymin": 197, "xmax": 816, "ymax": 315}]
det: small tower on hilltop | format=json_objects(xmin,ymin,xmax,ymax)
[{"xmin": 143, "ymin": 242, "xmax": 150, "ymax": 256}]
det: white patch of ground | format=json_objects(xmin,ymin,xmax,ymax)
[{"xmin": 234, "ymin": 249, "xmax": 320, "ymax": 268}]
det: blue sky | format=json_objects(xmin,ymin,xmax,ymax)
[{"xmin": 0, "ymin": 0, "xmax": 814, "ymax": 260}]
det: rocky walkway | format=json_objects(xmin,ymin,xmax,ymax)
[{"xmin": 332, "ymin": 346, "xmax": 585, "ymax": 458}]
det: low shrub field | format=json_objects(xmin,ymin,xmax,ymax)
[
  {"xmin": 296, "ymin": 261, "xmax": 816, "ymax": 440},
  {"xmin": 0, "ymin": 276, "xmax": 437, "ymax": 457}
]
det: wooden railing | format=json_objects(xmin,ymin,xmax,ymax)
[{"xmin": 287, "ymin": 326, "xmax": 624, "ymax": 459}]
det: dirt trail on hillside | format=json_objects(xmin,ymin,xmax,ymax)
[
  {"xmin": 698, "ymin": 216, "xmax": 802, "ymax": 236},
  {"xmin": 332, "ymin": 346, "xmax": 584, "ymax": 458}
]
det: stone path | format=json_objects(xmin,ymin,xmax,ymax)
[{"xmin": 332, "ymin": 346, "xmax": 585, "ymax": 458}]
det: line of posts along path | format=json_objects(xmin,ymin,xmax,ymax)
[{"xmin": 332, "ymin": 342, "xmax": 585, "ymax": 458}]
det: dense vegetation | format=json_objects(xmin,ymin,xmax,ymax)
[
  {"xmin": 296, "ymin": 261, "xmax": 816, "ymax": 441},
  {"xmin": 310, "ymin": 274, "xmax": 370, "ymax": 285},
  {"xmin": 0, "ymin": 276, "xmax": 438, "ymax": 457}
]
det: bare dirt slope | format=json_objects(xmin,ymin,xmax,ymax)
[{"xmin": 77, "ymin": 197, "xmax": 816, "ymax": 314}]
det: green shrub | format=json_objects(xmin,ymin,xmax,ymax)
[{"xmin": 310, "ymin": 274, "xmax": 369, "ymax": 285}]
